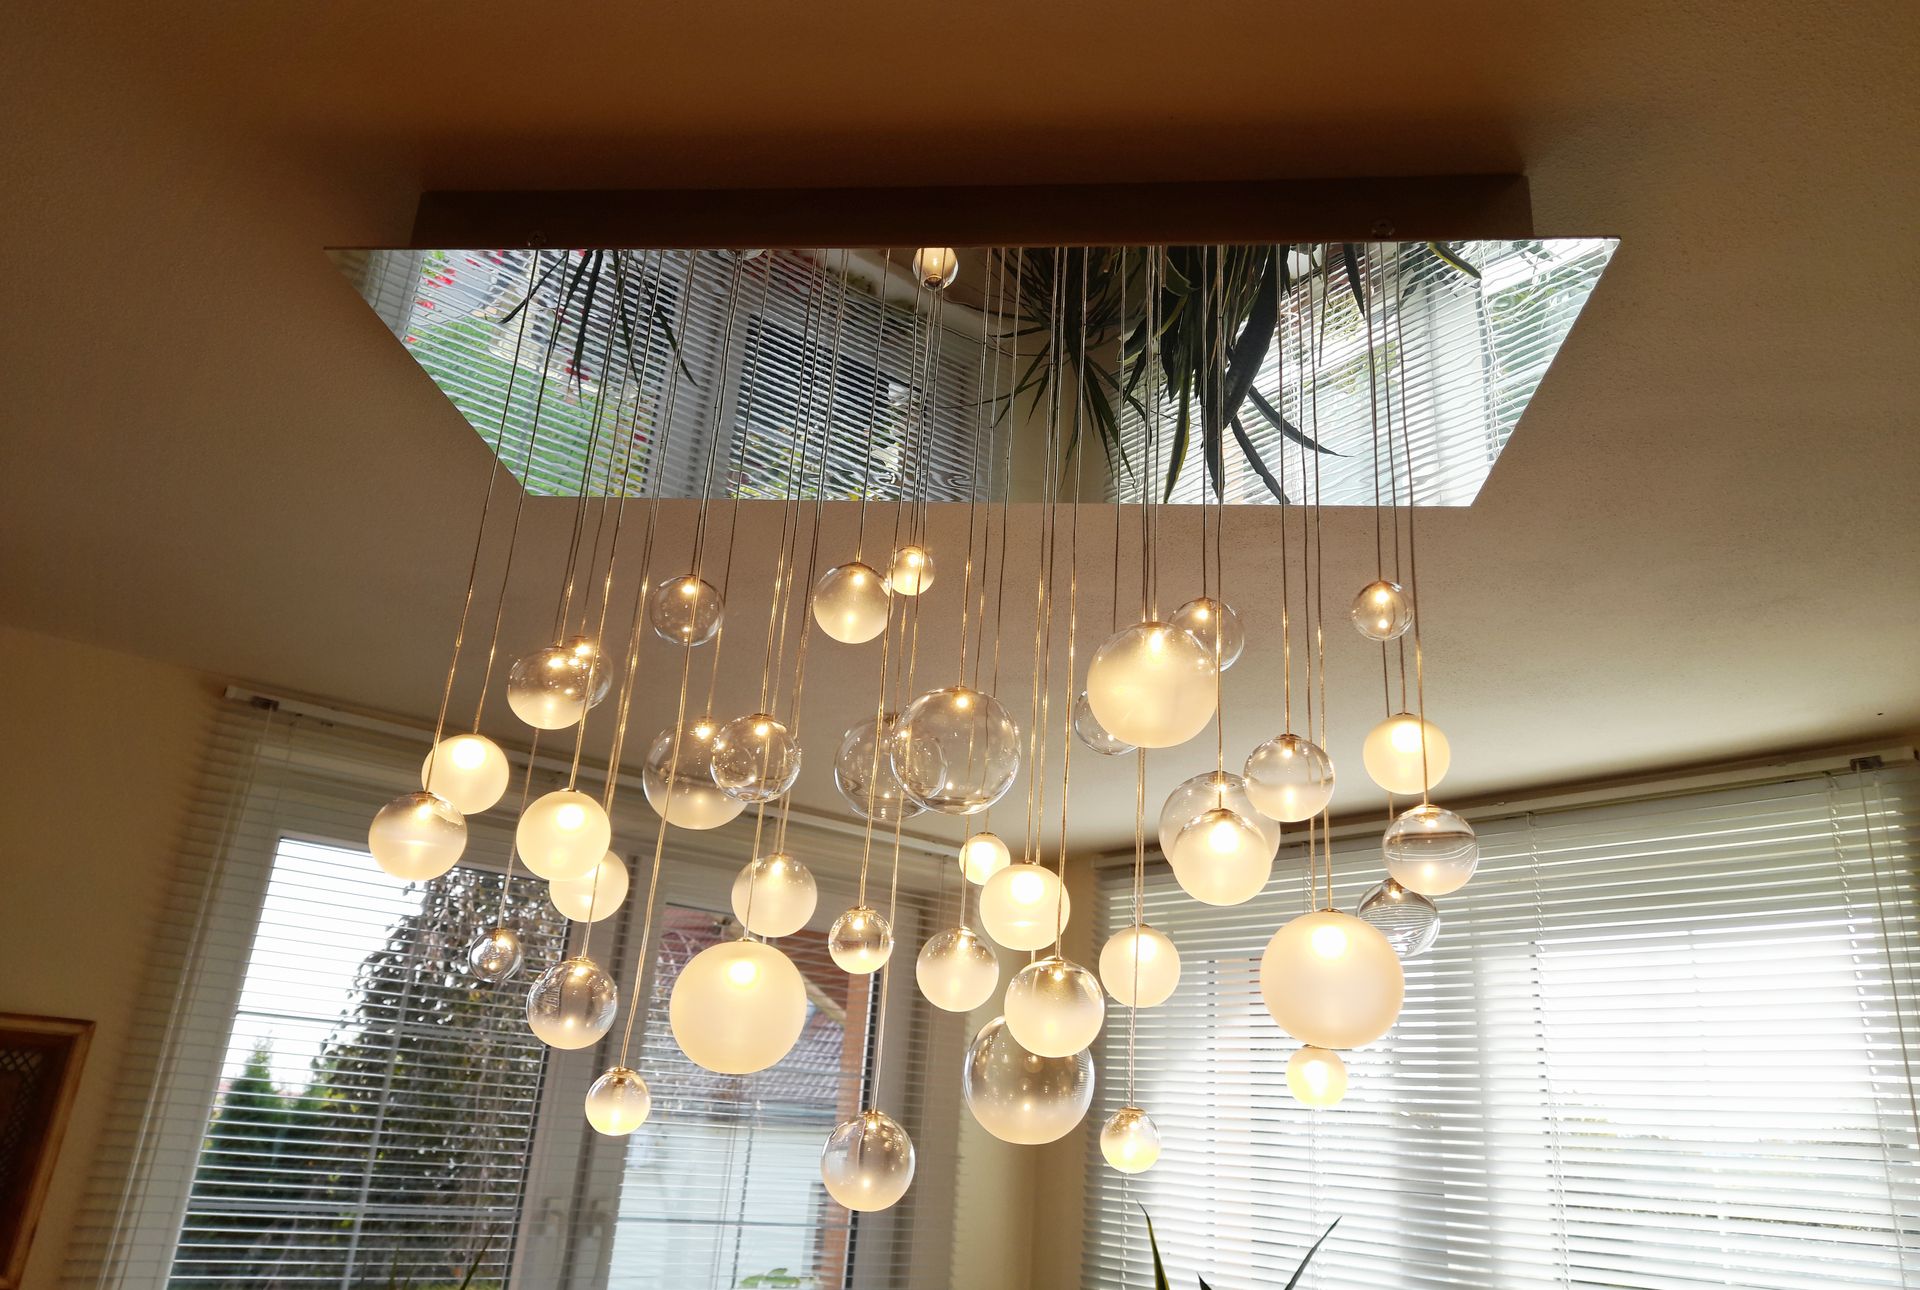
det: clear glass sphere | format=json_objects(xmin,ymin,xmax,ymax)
[
  {"xmin": 649, "ymin": 574, "xmax": 724, "ymax": 646},
  {"xmin": 834, "ymin": 714, "xmax": 928, "ymax": 823},
  {"xmin": 1004, "ymin": 956, "xmax": 1105, "ymax": 1057},
  {"xmin": 1351, "ymin": 579, "xmax": 1414, "ymax": 642},
  {"xmin": 1357, "ymin": 879, "xmax": 1442, "ymax": 957},
  {"xmin": 369, "ymin": 791, "xmax": 466, "ymax": 881},
  {"xmin": 963, "ymin": 1016, "xmax": 1095, "ymax": 1145},
  {"xmin": 420, "ymin": 733, "xmax": 511, "ymax": 815},
  {"xmin": 515, "ymin": 789, "xmax": 610, "ymax": 881},
  {"xmin": 1172, "ymin": 596, "xmax": 1246, "ymax": 670},
  {"xmin": 548, "ymin": 851, "xmax": 628, "ymax": 923},
  {"xmin": 1243, "ymin": 733, "xmax": 1336, "ymax": 823},
  {"xmin": 1100, "ymin": 1106, "xmax": 1162, "ymax": 1173},
  {"xmin": 1382, "ymin": 803, "xmax": 1479, "ymax": 896},
  {"xmin": 1098, "ymin": 924, "xmax": 1181, "ymax": 1008},
  {"xmin": 525, "ymin": 955, "xmax": 619, "ymax": 1049},
  {"xmin": 812, "ymin": 561, "xmax": 892, "ymax": 644},
  {"xmin": 584, "ymin": 1066, "xmax": 652, "ymax": 1136},
  {"xmin": 889, "ymin": 686, "xmax": 1019, "ymax": 814},
  {"xmin": 466, "ymin": 925, "xmax": 524, "ymax": 983},
  {"xmin": 828, "ymin": 905, "xmax": 894, "ymax": 974},
  {"xmin": 912, "ymin": 246, "xmax": 960, "ymax": 291},
  {"xmin": 710, "ymin": 713, "xmax": 803, "ymax": 803},
  {"xmin": 1169, "ymin": 807, "xmax": 1274, "ymax": 906},
  {"xmin": 1362, "ymin": 712, "xmax": 1452, "ymax": 795},
  {"xmin": 820, "ymin": 1109, "xmax": 916, "ymax": 1212},
  {"xmin": 1072, "ymin": 690, "xmax": 1135, "ymax": 756},
  {"xmin": 1259, "ymin": 909, "xmax": 1405, "ymax": 1049},
  {"xmin": 1085, "ymin": 621, "xmax": 1217, "ymax": 749},
  {"xmin": 958, "ymin": 831, "xmax": 1012, "ymax": 884},
  {"xmin": 1158, "ymin": 772, "xmax": 1280, "ymax": 859},
  {"xmin": 978, "ymin": 863, "xmax": 1069, "ymax": 951},
  {"xmin": 1287, "ymin": 1046, "xmax": 1349, "ymax": 1107},
  {"xmin": 506, "ymin": 638, "xmax": 607, "ymax": 729},
  {"xmin": 668, "ymin": 940, "xmax": 809, "ymax": 1074},
  {"xmin": 642, "ymin": 718, "xmax": 745, "ymax": 829},
  {"xmin": 730, "ymin": 851, "xmax": 817, "ymax": 938},
  {"xmin": 886, "ymin": 545, "xmax": 936, "ymax": 596},
  {"xmin": 916, "ymin": 926, "xmax": 1000, "ymax": 1012}
]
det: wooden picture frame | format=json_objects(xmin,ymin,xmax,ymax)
[{"xmin": 0, "ymin": 1013, "xmax": 93, "ymax": 1290}]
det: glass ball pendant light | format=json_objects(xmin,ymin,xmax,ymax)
[
  {"xmin": 515, "ymin": 788, "xmax": 611, "ymax": 881},
  {"xmin": 828, "ymin": 905, "xmax": 894, "ymax": 974},
  {"xmin": 886, "ymin": 545, "xmax": 936, "ymax": 596},
  {"xmin": 420, "ymin": 733, "xmax": 511, "ymax": 815},
  {"xmin": 710, "ymin": 712, "xmax": 802, "ymax": 803},
  {"xmin": 1356, "ymin": 879, "xmax": 1442, "ymax": 957},
  {"xmin": 584, "ymin": 1066, "xmax": 652, "ymax": 1136},
  {"xmin": 648, "ymin": 575, "xmax": 724, "ymax": 646},
  {"xmin": 1350, "ymin": 579, "xmax": 1413, "ymax": 642},
  {"xmin": 812, "ymin": 562, "xmax": 892, "ymax": 643},
  {"xmin": 1004, "ymin": 956, "xmax": 1105, "ymax": 1057},
  {"xmin": 1098, "ymin": 924, "xmax": 1181, "ymax": 1008},
  {"xmin": 916, "ymin": 927, "xmax": 1000, "ymax": 1012},
  {"xmin": 548, "ymin": 851, "xmax": 629, "ymax": 923},
  {"xmin": 834, "ymin": 714, "xmax": 928, "ymax": 823},
  {"xmin": 963, "ymin": 1016, "xmax": 1095, "ymax": 1145},
  {"xmin": 978, "ymin": 863, "xmax": 1069, "ymax": 951},
  {"xmin": 526, "ymin": 955, "xmax": 619, "ymax": 1049},
  {"xmin": 1171, "ymin": 596, "xmax": 1245, "ymax": 669},
  {"xmin": 1100, "ymin": 1106, "xmax": 1162, "ymax": 1173},
  {"xmin": 958, "ymin": 831, "xmax": 1012, "ymax": 884},
  {"xmin": 1286, "ymin": 1046, "xmax": 1348, "ymax": 1107},
  {"xmin": 889, "ymin": 686, "xmax": 1020, "ymax": 814},
  {"xmin": 1158, "ymin": 772, "xmax": 1279, "ymax": 859},
  {"xmin": 1084, "ymin": 621, "xmax": 1217, "ymax": 749},
  {"xmin": 1243, "ymin": 733, "xmax": 1336, "ymax": 823},
  {"xmin": 820, "ymin": 1109, "xmax": 916, "ymax": 1212},
  {"xmin": 1362, "ymin": 712, "xmax": 1451, "ymax": 795},
  {"xmin": 668, "ymin": 940, "xmax": 808, "ymax": 1074},
  {"xmin": 370, "ymin": 791, "xmax": 466, "ymax": 881},
  {"xmin": 1072, "ymin": 690, "xmax": 1135, "ymax": 756},
  {"xmin": 642, "ymin": 718, "xmax": 745, "ymax": 829},
  {"xmin": 1259, "ymin": 909, "xmax": 1404, "ymax": 1050},
  {"xmin": 466, "ymin": 925, "xmax": 524, "ymax": 983},
  {"xmin": 507, "ymin": 638, "xmax": 607, "ymax": 729},
  {"xmin": 1169, "ymin": 807, "xmax": 1273, "ymax": 906},
  {"xmin": 1382, "ymin": 803, "xmax": 1479, "ymax": 895},
  {"xmin": 912, "ymin": 246, "xmax": 961, "ymax": 291},
  {"xmin": 730, "ymin": 851, "xmax": 817, "ymax": 938}
]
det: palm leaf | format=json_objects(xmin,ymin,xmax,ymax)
[
  {"xmin": 1141, "ymin": 1207, "xmax": 1173, "ymax": 1290},
  {"xmin": 1429, "ymin": 241, "xmax": 1482, "ymax": 279},
  {"xmin": 1340, "ymin": 242, "xmax": 1365, "ymax": 312},
  {"xmin": 1280, "ymin": 1218, "xmax": 1340, "ymax": 1290},
  {"xmin": 1245, "ymin": 387, "xmax": 1340, "ymax": 456},
  {"xmin": 1228, "ymin": 414, "xmax": 1289, "ymax": 504}
]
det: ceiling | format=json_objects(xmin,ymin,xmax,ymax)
[{"xmin": 2, "ymin": 1, "xmax": 1916, "ymax": 855}]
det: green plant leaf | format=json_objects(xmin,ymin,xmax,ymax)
[
  {"xmin": 1280, "ymin": 1218, "xmax": 1341, "ymax": 1290},
  {"xmin": 1429, "ymin": 241, "xmax": 1482, "ymax": 279},
  {"xmin": 1228, "ymin": 414, "xmax": 1289, "ymax": 504},
  {"xmin": 1164, "ymin": 383, "xmax": 1191, "ymax": 503},
  {"xmin": 1141, "ymin": 1207, "xmax": 1173, "ymax": 1290},
  {"xmin": 1245, "ymin": 387, "xmax": 1340, "ymax": 456},
  {"xmin": 1340, "ymin": 242, "xmax": 1365, "ymax": 312}
]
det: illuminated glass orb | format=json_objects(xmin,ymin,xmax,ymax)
[
  {"xmin": 648, "ymin": 574, "xmax": 724, "ymax": 646},
  {"xmin": 419, "ymin": 733, "xmax": 511, "ymax": 815},
  {"xmin": 730, "ymin": 851, "xmax": 817, "ymax": 938},
  {"xmin": 820, "ymin": 1109, "xmax": 916, "ymax": 1212},
  {"xmin": 466, "ymin": 925, "xmax": 524, "ymax": 983},
  {"xmin": 1158, "ymin": 771, "xmax": 1279, "ymax": 859},
  {"xmin": 1357, "ymin": 879, "xmax": 1442, "ymax": 958},
  {"xmin": 912, "ymin": 246, "xmax": 961, "ymax": 291},
  {"xmin": 1243, "ymin": 733, "xmax": 1335, "ymax": 823},
  {"xmin": 506, "ymin": 638, "xmax": 606, "ymax": 729},
  {"xmin": 710, "ymin": 712, "xmax": 802, "ymax": 803},
  {"xmin": 1350, "ymin": 579, "xmax": 1413, "ymax": 642},
  {"xmin": 369, "ymin": 791, "xmax": 466, "ymax": 881},
  {"xmin": 978, "ymin": 863, "xmax": 1069, "ymax": 951},
  {"xmin": 963, "ymin": 1016, "xmax": 1094, "ymax": 1145},
  {"xmin": 812, "ymin": 561, "xmax": 892, "ymax": 644},
  {"xmin": 889, "ymin": 686, "xmax": 1019, "ymax": 814},
  {"xmin": 641, "ymin": 718, "xmax": 745, "ymax": 829},
  {"xmin": 1259, "ymin": 909, "xmax": 1404, "ymax": 1050},
  {"xmin": 1362, "ymin": 712, "xmax": 1451, "ymax": 795},
  {"xmin": 584, "ymin": 1066, "xmax": 652, "ymax": 1136},
  {"xmin": 886, "ymin": 545, "xmax": 936, "ymax": 596},
  {"xmin": 958, "ymin": 831, "xmax": 1011, "ymax": 884},
  {"xmin": 1382, "ymin": 803, "xmax": 1479, "ymax": 896},
  {"xmin": 916, "ymin": 926, "xmax": 1000, "ymax": 1012},
  {"xmin": 1072, "ymin": 690, "xmax": 1134, "ymax": 756},
  {"xmin": 525, "ymin": 955, "xmax": 618, "ymax": 1049},
  {"xmin": 828, "ymin": 905, "xmax": 894, "ymax": 975},
  {"xmin": 1286, "ymin": 1046, "xmax": 1348, "ymax": 1108},
  {"xmin": 1004, "ymin": 956, "xmax": 1105, "ymax": 1057},
  {"xmin": 834, "ymin": 714, "xmax": 929, "ymax": 824},
  {"xmin": 548, "ymin": 851, "xmax": 629, "ymax": 923},
  {"xmin": 1100, "ymin": 1106, "xmax": 1161, "ymax": 1174},
  {"xmin": 668, "ymin": 940, "xmax": 808, "ymax": 1074},
  {"xmin": 1098, "ymin": 924, "xmax": 1181, "ymax": 1008},
  {"xmin": 1085, "ymin": 621, "xmax": 1217, "ymax": 749},
  {"xmin": 514, "ymin": 788, "xmax": 610, "ymax": 881},
  {"xmin": 1169, "ymin": 807, "xmax": 1273, "ymax": 906},
  {"xmin": 1171, "ymin": 596, "xmax": 1245, "ymax": 670}
]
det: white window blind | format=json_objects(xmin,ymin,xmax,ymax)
[{"xmin": 1083, "ymin": 761, "xmax": 1920, "ymax": 1290}]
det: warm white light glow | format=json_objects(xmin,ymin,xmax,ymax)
[
  {"xmin": 1286, "ymin": 1046, "xmax": 1348, "ymax": 1107},
  {"xmin": 916, "ymin": 927, "xmax": 1000, "ymax": 1012},
  {"xmin": 1350, "ymin": 579, "xmax": 1413, "ymax": 642},
  {"xmin": 911, "ymin": 247, "xmax": 961, "ymax": 290},
  {"xmin": 525, "ymin": 956, "xmax": 618, "ymax": 1049},
  {"xmin": 820, "ymin": 1110, "xmax": 916, "ymax": 1212},
  {"xmin": 648, "ymin": 575, "xmax": 724, "ymax": 645},
  {"xmin": 642, "ymin": 718, "xmax": 746, "ymax": 829},
  {"xmin": 979, "ymin": 863, "xmax": 1069, "ymax": 951},
  {"xmin": 369, "ymin": 791, "xmax": 466, "ymax": 881},
  {"xmin": 1260, "ymin": 910, "xmax": 1404, "ymax": 1050},
  {"xmin": 584, "ymin": 1067, "xmax": 652, "ymax": 1136},
  {"xmin": 1004, "ymin": 956, "xmax": 1105, "ymax": 1057},
  {"xmin": 1100, "ymin": 1106, "xmax": 1162, "ymax": 1173},
  {"xmin": 1382, "ymin": 803, "xmax": 1481, "ymax": 896},
  {"xmin": 668, "ymin": 940, "xmax": 808, "ymax": 1074},
  {"xmin": 547, "ymin": 851, "xmax": 629, "ymax": 922},
  {"xmin": 1098, "ymin": 924, "xmax": 1182, "ymax": 1008},
  {"xmin": 813, "ymin": 561, "xmax": 892, "ymax": 643},
  {"xmin": 1085, "ymin": 621, "xmax": 1217, "ymax": 748},
  {"xmin": 514, "ymin": 789, "xmax": 609, "ymax": 881},
  {"xmin": 1243, "ymin": 733, "xmax": 1335, "ymax": 823},
  {"xmin": 1168, "ymin": 807, "xmax": 1272, "ymax": 906},
  {"xmin": 1362, "ymin": 712, "xmax": 1452, "ymax": 795},
  {"xmin": 730, "ymin": 851, "xmax": 818, "ymax": 938},
  {"xmin": 887, "ymin": 545, "xmax": 936, "ymax": 596},
  {"xmin": 958, "ymin": 832, "xmax": 1012, "ymax": 884},
  {"xmin": 829, "ymin": 905, "xmax": 894, "ymax": 974},
  {"xmin": 963, "ymin": 1016, "xmax": 1095, "ymax": 1145}
]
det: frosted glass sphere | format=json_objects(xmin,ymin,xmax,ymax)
[
  {"xmin": 1287, "ymin": 1046, "xmax": 1348, "ymax": 1107},
  {"xmin": 916, "ymin": 926, "xmax": 1000, "ymax": 1012},
  {"xmin": 963, "ymin": 1016, "xmax": 1095, "ymax": 1145},
  {"xmin": 821, "ymin": 1109, "xmax": 916, "ymax": 1212},
  {"xmin": 669, "ymin": 940, "xmax": 808, "ymax": 1074},
  {"xmin": 1351, "ymin": 579, "xmax": 1413, "ymax": 642},
  {"xmin": 649, "ymin": 574, "xmax": 724, "ymax": 646},
  {"xmin": 1169, "ymin": 807, "xmax": 1274, "ymax": 906},
  {"xmin": 1159, "ymin": 772, "xmax": 1279, "ymax": 859},
  {"xmin": 711, "ymin": 712, "xmax": 803, "ymax": 803},
  {"xmin": 584, "ymin": 1066, "xmax": 652, "ymax": 1136},
  {"xmin": 1172, "ymin": 596, "xmax": 1245, "ymax": 670},
  {"xmin": 1101, "ymin": 1107, "xmax": 1161, "ymax": 1174},
  {"xmin": 466, "ymin": 925, "xmax": 524, "ymax": 983},
  {"xmin": 889, "ymin": 686, "xmax": 1019, "ymax": 814},
  {"xmin": 515, "ymin": 789, "xmax": 610, "ymax": 881},
  {"xmin": 370, "ymin": 791, "xmax": 466, "ymax": 881},
  {"xmin": 731, "ymin": 852, "xmax": 817, "ymax": 938},
  {"xmin": 1099, "ymin": 924, "xmax": 1181, "ymax": 1008},
  {"xmin": 642, "ymin": 718, "xmax": 745, "ymax": 829},
  {"xmin": 1357, "ymin": 879, "xmax": 1442, "ymax": 957},
  {"xmin": 1243, "ymin": 734, "xmax": 1335, "ymax": 823},
  {"xmin": 912, "ymin": 246, "xmax": 960, "ymax": 291},
  {"xmin": 828, "ymin": 905, "xmax": 894, "ymax": 974},
  {"xmin": 978, "ymin": 863, "xmax": 1069, "ymax": 951},
  {"xmin": 506, "ymin": 638, "xmax": 606, "ymax": 729},
  {"xmin": 1004, "ymin": 956, "xmax": 1105, "ymax": 1057},
  {"xmin": 1383, "ymin": 803, "xmax": 1480, "ymax": 896},
  {"xmin": 548, "ymin": 851, "xmax": 628, "ymax": 922},
  {"xmin": 958, "ymin": 831, "xmax": 1011, "ymax": 884},
  {"xmin": 420, "ymin": 734, "xmax": 511, "ymax": 815},
  {"xmin": 1085, "ymin": 621, "xmax": 1217, "ymax": 749},
  {"xmin": 1362, "ymin": 712, "xmax": 1452, "ymax": 795},
  {"xmin": 1072, "ymin": 690, "xmax": 1134, "ymax": 756},
  {"xmin": 834, "ymin": 714, "xmax": 928, "ymax": 824},
  {"xmin": 1259, "ymin": 909, "xmax": 1405, "ymax": 1050},
  {"xmin": 886, "ymin": 545, "xmax": 936, "ymax": 596},
  {"xmin": 812, "ymin": 562, "xmax": 892, "ymax": 644},
  {"xmin": 526, "ymin": 955, "xmax": 618, "ymax": 1049}
]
